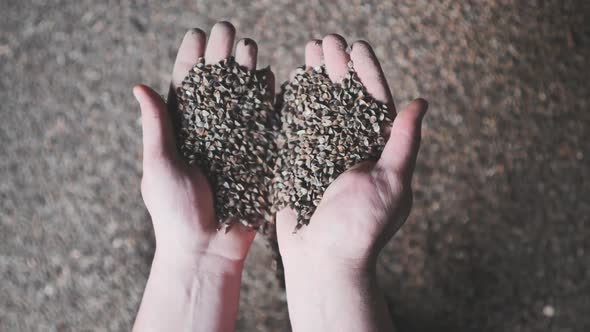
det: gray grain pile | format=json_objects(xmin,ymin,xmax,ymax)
[
  {"xmin": 175, "ymin": 57, "xmax": 276, "ymax": 230},
  {"xmin": 175, "ymin": 58, "xmax": 392, "ymax": 231},
  {"xmin": 272, "ymin": 65, "xmax": 393, "ymax": 229}
]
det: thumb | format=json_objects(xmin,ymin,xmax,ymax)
[
  {"xmin": 133, "ymin": 85, "xmax": 178, "ymax": 166},
  {"xmin": 377, "ymin": 98, "xmax": 428, "ymax": 179}
]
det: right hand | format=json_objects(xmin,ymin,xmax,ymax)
[{"xmin": 276, "ymin": 34, "xmax": 428, "ymax": 276}]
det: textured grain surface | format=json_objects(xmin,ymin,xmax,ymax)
[
  {"xmin": 176, "ymin": 57, "xmax": 275, "ymax": 229},
  {"xmin": 1, "ymin": 1, "xmax": 589, "ymax": 331},
  {"xmin": 273, "ymin": 65, "xmax": 392, "ymax": 227}
]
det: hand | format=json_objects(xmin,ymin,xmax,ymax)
[
  {"xmin": 134, "ymin": 22, "xmax": 264, "ymax": 268},
  {"xmin": 133, "ymin": 22, "xmax": 267, "ymax": 332},
  {"xmin": 277, "ymin": 35, "xmax": 427, "ymax": 273},
  {"xmin": 276, "ymin": 35, "xmax": 428, "ymax": 332}
]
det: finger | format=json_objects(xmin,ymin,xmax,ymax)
[
  {"xmin": 266, "ymin": 69, "xmax": 275, "ymax": 97},
  {"xmin": 205, "ymin": 21, "xmax": 236, "ymax": 65},
  {"xmin": 235, "ymin": 38, "xmax": 257, "ymax": 70},
  {"xmin": 322, "ymin": 34, "xmax": 350, "ymax": 83},
  {"xmin": 377, "ymin": 98, "xmax": 428, "ymax": 179},
  {"xmin": 171, "ymin": 28, "xmax": 207, "ymax": 90},
  {"xmin": 350, "ymin": 40, "xmax": 395, "ymax": 112},
  {"xmin": 275, "ymin": 208, "xmax": 299, "ymax": 239},
  {"xmin": 133, "ymin": 85, "xmax": 178, "ymax": 164},
  {"xmin": 305, "ymin": 39, "xmax": 323, "ymax": 68}
]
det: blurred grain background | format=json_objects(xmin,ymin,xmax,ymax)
[{"xmin": 1, "ymin": 0, "xmax": 589, "ymax": 331}]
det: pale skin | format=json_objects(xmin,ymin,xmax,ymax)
[
  {"xmin": 132, "ymin": 22, "xmax": 259, "ymax": 332},
  {"xmin": 133, "ymin": 21, "xmax": 427, "ymax": 332},
  {"xmin": 277, "ymin": 35, "xmax": 427, "ymax": 332}
]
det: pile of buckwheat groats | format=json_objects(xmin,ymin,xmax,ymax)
[
  {"xmin": 175, "ymin": 56, "xmax": 276, "ymax": 230},
  {"xmin": 175, "ymin": 59, "xmax": 391, "ymax": 231}
]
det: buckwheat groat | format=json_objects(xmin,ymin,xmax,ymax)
[
  {"xmin": 175, "ymin": 56, "xmax": 276, "ymax": 229},
  {"xmin": 273, "ymin": 64, "xmax": 393, "ymax": 229}
]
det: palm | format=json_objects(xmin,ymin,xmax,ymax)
[
  {"xmin": 300, "ymin": 166, "xmax": 409, "ymax": 260},
  {"xmin": 141, "ymin": 156, "xmax": 234, "ymax": 258},
  {"xmin": 135, "ymin": 22, "xmax": 270, "ymax": 262}
]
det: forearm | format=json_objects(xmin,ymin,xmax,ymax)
[
  {"xmin": 133, "ymin": 250, "xmax": 244, "ymax": 332},
  {"xmin": 283, "ymin": 259, "xmax": 394, "ymax": 332}
]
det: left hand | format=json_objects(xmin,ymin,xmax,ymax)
[{"xmin": 134, "ymin": 22, "xmax": 263, "ymax": 272}]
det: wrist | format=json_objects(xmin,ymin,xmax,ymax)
[
  {"xmin": 152, "ymin": 246, "xmax": 246, "ymax": 278},
  {"xmin": 283, "ymin": 253, "xmax": 376, "ymax": 289},
  {"xmin": 281, "ymin": 245, "xmax": 377, "ymax": 279},
  {"xmin": 281, "ymin": 253, "xmax": 390, "ymax": 332},
  {"xmin": 136, "ymin": 246, "xmax": 244, "ymax": 332}
]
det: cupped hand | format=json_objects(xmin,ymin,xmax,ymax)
[
  {"xmin": 134, "ymin": 22, "xmax": 266, "ymax": 270},
  {"xmin": 276, "ymin": 35, "xmax": 428, "ymax": 272}
]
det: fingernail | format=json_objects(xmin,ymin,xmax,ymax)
[
  {"xmin": 213, "ymin": 21, "xmax": 236, "ymax": 34},
  {"xmin": 416, "ymin": 98, "xmax": 429, "ymax": 117},
  {"xmin": 132, "ymin": 86, "xmax": 140, "ymax": 102},
  {"xmin": 189, "ymin": 28, "xmax": 204, "ymax": 35}
]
